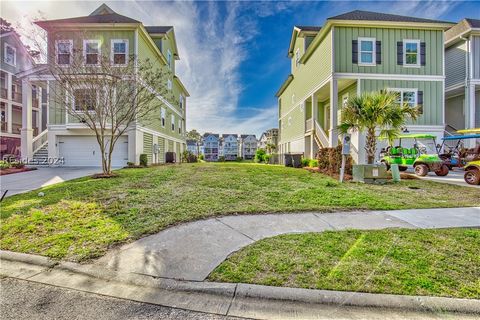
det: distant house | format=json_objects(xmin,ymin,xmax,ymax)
[
  {"xmin": 222, "ymin": 134, "xmax": 239, "ymax": 160},
  {"xmin": 258, "ymin": 128, "xmax": 279, "ymax": 153},
  {"xmin": 240, "ymin": 134, "xmax": 257, "ymax": 160},
  {"xmin": 203, "ymin": 133, "xmax": 219, "ymax": 161},
  {"xmin": 186, "ymin": 139, "xmax": 198, "ymax": 155}
]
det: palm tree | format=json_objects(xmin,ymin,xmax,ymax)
[{"xmin": 338, "ymin": 90, "xmax": 420, "ymax": 164}]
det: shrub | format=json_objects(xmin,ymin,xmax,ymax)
[
  {"xmin": 264, "ymin": 154, "xmax": 271, "ymax": 163},
  {"xmin": 11, "ymin": 161, "xmax": 25, "ymax": 169},
  {"xmin": 199, "ymin": 154, "xmax": 204, "ymax": 160},
  {"xmin": 316, "ymin": 145, "xmax": 352, "ymax": 175},
  {"xmin": 309, "ymin": 159, "xmax": 319, "ymax": 168},
  {"xmin": 254, "ymin": 149, "xmax": 266, "ymax": 163},
  {"xmin": 0, "ymin": 160, "xmax": 11, "ymax": 169},
  {"xmin": 139, "ymin": 154, "xmax": 148, "ymax": 167},
  {"xmin": 218, "ymin": 156, "xmax": 225, "ymax": 162},
  {"xmin": 301, "ymin": 158, "xmax": 310, "ymax": 167},
  {"xmin": 235, "ymin": 157, "xmax": 243, "ymax": 162},
  {"xmin": 182, "ymin": 151, "xmax": 198, "ymax": 163}
]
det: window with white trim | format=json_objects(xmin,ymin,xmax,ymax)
[
  {"xmin": 167, "ymin": 49, "xmax": 172, "ymax": 69},
  {"xmin": 178, "ymin": 119, "xmax": 182, "ymax": 134},
  {"xmin": 56, "ymin": 40, "xmax": 72, "ymax": 65},
  {"xmin": 171, "ymin": 114, "xmax": 175, "ymax": 131},
  {"xmin": 111, "ymin": 39, "xmax": 128, "ymax": 65},
  {"xmin": 358, "ymin": 37, "xmax": 376, "ymax": 65},
  {"xmin": 73, "ymin": 89, "xmax": 96, "ymax": 111},
  {"xmin": 167, "ymin": 79, "xmax": 172, "ymax": 90},
  {"xmin": 84, "ymin": 40, "xmax": 100, "ymax": 65},
  {"xmin": 179, "ymin": 94, "xmax": 184, "ymax": 109},
  {"xmin": 388, "ymin": 88, "xmax": 417, "ymax": 108},
  {"xmin": 161, "ymin": 107, "xmax": 166, "ymax": 127},
  {"xmin": 404, "ymin": 39, "xmax": 420, "ymax": 66},
  {"xmin": 4, "ymin": 43, "xmax": 16, "ymax": 66}
]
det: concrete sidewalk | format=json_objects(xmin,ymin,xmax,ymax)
[{"xmin": 95, "ymin": 207, "xmax": 480, "ymax": 281}]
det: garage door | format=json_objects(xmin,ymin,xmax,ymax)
[{"xmin": 58, "ymin": 135, "xmax": 128, "ymax": 167}]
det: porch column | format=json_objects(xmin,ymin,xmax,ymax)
[
  {"xmin": 6, "ymin": 73, "xmax": 12, "ymax": 133},
  {"xmin": 38, "ymin": 86, "xmax": 43, "ymax": 132},
  {"xmin": 311, "ymin": 93, "xmax": 318, "ymax": 157},
  {"xmin": 467, "ymin": 84, "xmax": 475, "ymax": 128},
  {"xmin": 329, "ymin": 78, "xmax": 338, "ymax": 147},
  {"xmin": 21, "ymin": 79, "xmax": 33, "ymax": 159}
]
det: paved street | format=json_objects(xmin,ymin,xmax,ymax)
[
  {"xmin": 0, "ymin": 166, "xmax": 106, "ymax": 197},
  {"xmin": 411, "ymin": 168, "xmax": 480, "ymax": 188},
  {"xmin": 95, "ymin": 207, "xmax": 480, "ymax": 281},
  {"xmin": 0, "ymin": 277, "xmax": 244, "ymax": 320}
]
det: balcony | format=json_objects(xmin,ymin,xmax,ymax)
[
  {"xmin": 0, "ymin": 88, "xmax": 7, "ymax": 99},
  {"xmin": 12, "ymin": 92, "xmax": 22, "ymax": 103}
]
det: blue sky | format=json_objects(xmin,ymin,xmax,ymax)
[{"xmin": 2, "ymin": 0, "xmax": 480, "ymax": 136}]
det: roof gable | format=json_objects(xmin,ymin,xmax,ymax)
[{"xmin": 328, "ymin": 10, "xmax": 452, "ymax": 24}]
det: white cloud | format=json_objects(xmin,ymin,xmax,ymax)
[{"xmin": 384, "ymin": 0, "xmax": 459, "ymax": 19}]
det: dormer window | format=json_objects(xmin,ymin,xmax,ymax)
[
  {"xmin": 84, "ymin": 40, "xmax": 100, "ymax": 65},
  {"xmin": 56, "ymin": 40, "xmax": 72, "ymax": 65},
  {"xmin": 111, "ymin": 39, "xmax": 128, "ymax": 65},
  {"xmin": 4, "ymin": 43, "xmax": 16, "ymax": 66}
]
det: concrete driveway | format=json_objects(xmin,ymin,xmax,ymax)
[
  {"xmin": 0, "ymin": 167, "xmax": 104, "ymax": 197},
  {"xmin": 413, "ymin": 168, "xmax": 480, "ymax": 188}
]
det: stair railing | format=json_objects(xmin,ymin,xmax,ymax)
[
  {"xmin": 32, "ymin": 129, "xmax": 48, "ymax": 154},
  {"xmin": 314, "ymin": 120, "xmax": 329, "ymax": 147}
]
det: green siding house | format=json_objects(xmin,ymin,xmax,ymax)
[
  {"xmin": 444, "ymin": 18, "xmax": 480, "ymax": 134},
  {"xmin": 276, "ymin": 10, "xmax": 453, "ymax": 164},
  {"xmin": 18, "ymin": 4, "xmax": 189, "ymax": 166}
]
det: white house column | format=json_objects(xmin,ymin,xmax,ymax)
[
  {"xmin": 6, "ymin": 73, "xmax": 12, "ymax": 133},
  {"xmin": 128, "ymin": 127, "xmax": 143, "ymax": 164},
  {"xmin": 329, "ymin": 78, "xmax": 338, "ymax": 147},
  {"xmin": 311, "ymin": 93, "xmax": 318, "ymax": 157},
  {"xmin": 467, "ymin": 84, "xmax": 475, "ymax": 129},
  {"xmin": 21, "ymin": 79, "xmax": 33, "ymax": 159}
]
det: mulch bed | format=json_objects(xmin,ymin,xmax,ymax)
[{"xmin": 0, "ymin": 167, "xmax": 37, "ymax": 176}]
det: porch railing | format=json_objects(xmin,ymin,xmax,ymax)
[
  {"xmin": 32, "ymin": 129, "xmax": 48, "ymax": 154},
  {"xmin": 12, "ymin": 92, "xmax": 22, "ymax": 103},
  {"xmin": 0, "ymin": 88, "xmax": 7, "ymax": 99},
  {"xmin": 305, "ymin": 118, "xmax": 313, "ymax": 132},
  {"xmin": 314, "ymin": 120, "xmax": 329, "ymax": 148}
]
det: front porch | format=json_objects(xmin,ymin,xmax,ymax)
[
  {"xmin": 445, "ymin": 82, "xmax": 480, "ymax": 133},
  {"xmin": 302, "ymin": 77, "xmax": 365, "ymax": 163}
]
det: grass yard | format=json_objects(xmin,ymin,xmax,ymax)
[
  {"xmin": 1, "ymin": 162, "xmax": 479, "ymax": 261},
  {"xmin": 208, "ymin": 228, "xmax": 480, "ymax": 299}
]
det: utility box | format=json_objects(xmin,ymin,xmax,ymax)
[
  {"xmin": 284, "ymin": 154, "xmax": 293, "ymax": 167},
  {"xmin": 291, "ymin": 153, "xmax": 303, "ymax": 168},
  {"xmin": 352, "ymin": 164, "xmax": 388, "ymax": 184}
]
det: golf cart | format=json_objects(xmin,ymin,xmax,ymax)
[
  {"xmin": 439, "ymin": 133, "xmax": 480, "ymax": 169},
  {"xmin": 380, "ymin": 133, "xmax": 449, "ymax": 177},
  {"xmin": 454, "ymin": 128, "xmax": 480, "ymax": 185}
]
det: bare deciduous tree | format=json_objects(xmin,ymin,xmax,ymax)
[{"xmin": 45, "ymin": 33, "xmax": 175, "ymax": 175}]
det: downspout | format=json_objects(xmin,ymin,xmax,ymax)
[{"xmin": 460, "ymin": 36, "xmax": 470, "ymax": 128}]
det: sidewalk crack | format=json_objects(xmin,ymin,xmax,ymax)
[
  {"xmin": 215, "ymin": 218, "xmax": 256, "ymax": 242},
  {"xmin": 225, "ymin": 283, "xmax": 238, "ymax": 316},
  {"xmin": 312, "ymin": 213, "xmax": 337, "ymax": 230}
]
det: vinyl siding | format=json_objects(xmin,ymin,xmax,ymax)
[
  {"xmin": 472, "ymin": 36, "xmax": 480, "ymax": 80},
  {"xmin": 360, "ymin": 79, "xmax": 443, "ymax": 126},
  {"xmin": 143, "ymin": 132, "xmax": 153, "ymax": 164},
  {"xmin": 445, "ymin": 41, "xmax": 466, "ymax": 88},
  {"xmin": 158, "ymin": 136, "xmax": 165, "ymax": 163},
  {"xmin": 445, "ymin": 94, "xmax": 465, "ymax": 130},
  {"xmin": 0, "ymin": 34, "xmax": 33, "ymax": 73},
  {"xmin": 334, "ymin": 27, "xmax": 443, "ymax": 76}
]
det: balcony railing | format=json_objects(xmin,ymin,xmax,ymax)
[
  {"xmin": 12, "ymin": 92, "xmax": 22, "ymax": 103},
  {"xmin": 306, "ymin": 118, "xmax": 313, "ymax": 132},
  {"xmin": 12, "ymin": 123, "xmax": 22, "ymax": 134},
  {"xmin": 0, "ymin": 88, "xmax": 7, "ymax": 99}
]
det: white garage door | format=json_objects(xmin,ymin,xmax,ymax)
[{"xmin": 58, "ymin": 135, "xmax": 128, "ymax": 167}]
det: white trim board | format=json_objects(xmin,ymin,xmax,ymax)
[
  {"xmin": 137, "ymin": 125, "xmax": 185, "ymax": 144},
  {"xmin": 334, "ymin": 73, "xmax": 444, "ymax": 81}
]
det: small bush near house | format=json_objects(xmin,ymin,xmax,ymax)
[
  {"xmin": 11, "ymin": 161, "xmax": 25, "ymax": 169},
  {"xmin": 309, "ymin": 159, "xmax": 319, "ymax": 168},
  {"xmin": 255, "ymin": 149, "xmax": 266, "ymax": 163},
  {"xmin": 182, "ymin": 151, "xmax": 198, "ymax": 163},
  {"xmin": 0, "ymin": 161, "xmax": 11, "ymax": 169},
  {"xmin": 301, "ymin": 158, "xmax": 310, "ymax": 167},
  {"xmin": 139, "ymin": 154, "xmax": 149, "ymax": 167},
  {"xmin": 235, "ymin": 157, "xmax": 243, "ymax": 162},
  {"xmin": 219, "ymin": 156, "xmax": 225, "ymax": 162},
  {"xmin": 316, "ymin": 145, "xmax": 352, "ymax": 176},
  {"xmin": 264, "ymin": 154, "xmax": 271, "ymax": 163},
  {"xmin": 199, "ymin": 154, "xmax": 204, "ymax": 160}
]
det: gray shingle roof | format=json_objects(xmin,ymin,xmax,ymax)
[
  {"xmin": 466, "ymin": 18, "xmax": 480, "ymax": 28},
  {"xmin": 295, "ymin": 26, "xmax": 321, "ymax": 32},
  {"xmin": 145, "ymin": 26, "xmax": 172, "ymax": 34},
  {"xmin": 328, "ymin": 10, "xmax": 452, "ymax": 24},
  {"xmin": 35, "ymin": 13, "xmax": 140, "ymax": 28}
]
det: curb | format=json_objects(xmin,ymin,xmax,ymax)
[{"xmin": 1, "ymin": 250, "xmax": 479, "ymax": 316}]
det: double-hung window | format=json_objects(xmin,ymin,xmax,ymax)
[
  {"xmin": 171, "ymin": 114, "xmax": 175, "ymax": 131},
  {"xmin": 178, "ymin": 119, "xmax": 182, "ymax": 134},
  {"xmin": 4, "ymin": 43, "xmax": 16, "ymax": 66},
  {"xmin": 404, "ymin": 39, "xmax": 420, "ymax": 67},
  {"xmin": 73, "ymin": 89, "xmax": 96, "ymax": 112},
  {"xmin": 389, "ymin": 88, "xmax": 417, "ymax": 108},
  {"xmin": 56, "ymin": 40, "xmax": 72, "ymax": 65},
  {"xmin": 167, "ymin": 49, "xmax": 172, "ymax": 69},
  {"xmin": 111, "ymin": 40, "xmax": 128, "ymax": 65},
  {"xmin": 161, "ymin": 107, "xmax": 166, "ymax": 127},
  {"xmin": 84, "ymin": 40, "xmax": 100, "ymax": 65},
  {"xmin": 179, "ymin": 94, "xmax": 184, "ymax": 109},
  {"xmin": 358, "ymin": 37, "xmax": 376, "ymax": 66}
]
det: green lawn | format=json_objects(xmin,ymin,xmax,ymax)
[
  {"xmin": 1, "ymin": 162, "xmax": 479, "ymax": 261},
  {"xmin": 208, "ymin": 228, "xmax": 480, "ymax": 299}
]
